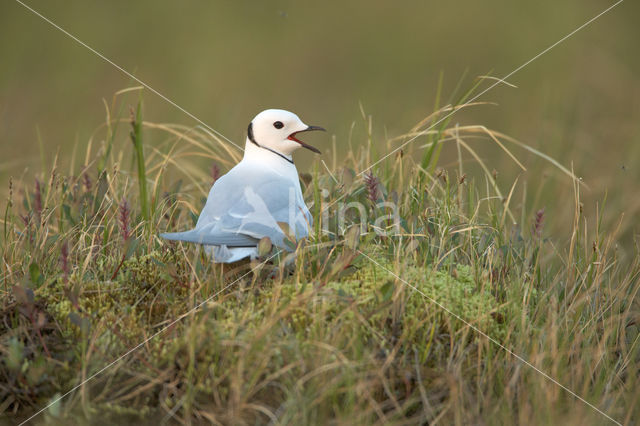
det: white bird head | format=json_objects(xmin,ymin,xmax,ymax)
[{"xmin": 247, "ymin": 109, "xmax": 325, "ymax": 156}]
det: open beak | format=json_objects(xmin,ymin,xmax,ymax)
[{"xmin": 287, "ymin": 125, "xmax": 325, "ymax": 154}]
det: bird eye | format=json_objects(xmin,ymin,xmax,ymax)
[{"xmin": 273, "ymin": 121, "xmax": 284, "ymax": 129}]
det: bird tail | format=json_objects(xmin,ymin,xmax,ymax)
[{"xmin": 159, "ymin": 230, "xmax": 258, "ymax": 247}]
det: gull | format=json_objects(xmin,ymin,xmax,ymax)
[{"xmin": 160, "ymin": 109, "xmax": 325, "ymax": 263}]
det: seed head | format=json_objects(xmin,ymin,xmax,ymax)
[
  {"xmin": 119, "ymin": 197, "xmax": 132, "ymax": 241},
  {"xmin": 83, "ymin": 172, "xmax": 92, "ymax": 192},
  {"xmin": 211, "ymin": 162, "xmax": 221, "ymax": 185},
  {"xmin": 60, "ymin": 240, "xmax": 70, "ymax": 280},
  {"xmin": 364, "ymin": 171, "xmax": 380, "ymax": 206},
  {"xmin": 532, "ymin": 208, "xmax": 545, "ymax": 238}
]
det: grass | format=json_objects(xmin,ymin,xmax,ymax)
[{"xmin": 1, "ymin": 86, "xmax": 639, "ymax": 425}]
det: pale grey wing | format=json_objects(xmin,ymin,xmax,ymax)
[
  {"xmin": 165, "ymin": 164, "xmax": 311, "ymax": 251},
  {"xmin": 213, "ymin": 179, "xmax": 311, "ymax": 249},
  {"xmin": 159, "ymin": 230, "xmax": 259, "ymax": 247},
  {"xmin": 196, "ymin": 167, "xmax": 297, "ymax": 224}
]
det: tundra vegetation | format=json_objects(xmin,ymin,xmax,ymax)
[{"xmin": 1, "ymin": 87, "xmax": 638, "ymax": 425}]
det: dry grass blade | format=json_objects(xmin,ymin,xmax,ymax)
[
  {"xmin": 409, "ymin": 101, "xmax": 496, "ymax": 133},
  {"xmin": 1, "ymin": 87, "xmax": 636, "ymax": 425},
  {"xmin": 461, "ymin": 126, "xmax": 587, "ymax": 187}
]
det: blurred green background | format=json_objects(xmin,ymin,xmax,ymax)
[{"xmin": 1, "ymin": 0, "xmax": 639, "ymax": 255}]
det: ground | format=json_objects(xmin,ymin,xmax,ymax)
[{"xmin": 1, "ymin": 96, "xmax": 638, "ymax": 425}]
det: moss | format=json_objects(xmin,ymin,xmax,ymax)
[
  {"xmin": 263, "ymin": 261, "xmax": 509, "ymax": 346},
  {"xmin": 3, "ymin": 101, "xmax": 637, "ymax": 424}
]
